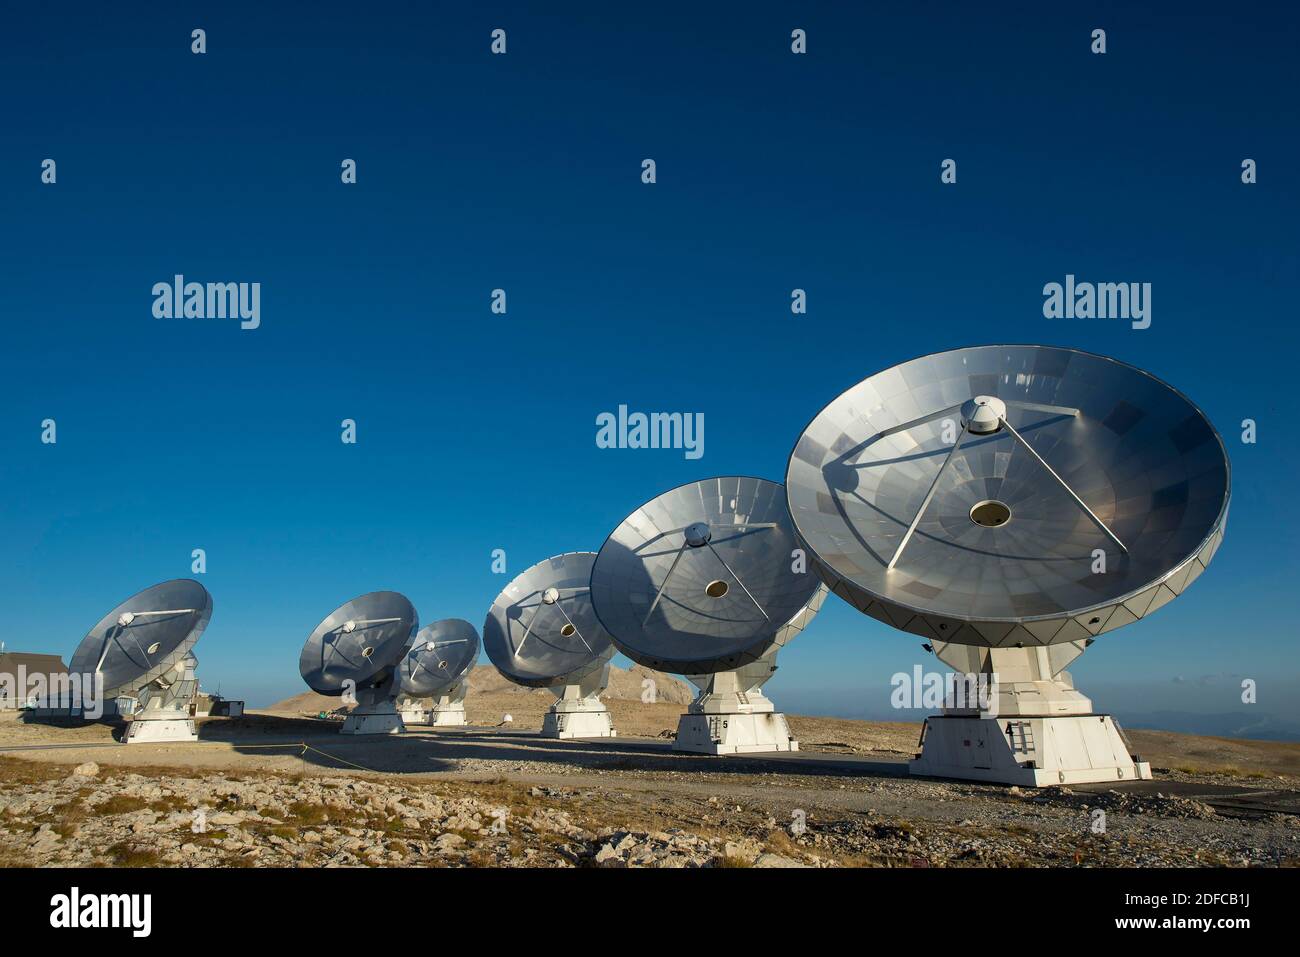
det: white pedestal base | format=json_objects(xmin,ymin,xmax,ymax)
[
  {"xmin": 428, "ymin": 681, "xmax": 468, "ymax": 727},
  {"xmin": 911, "ymin": 643, "xmax": 1154, "ymax": 786},
  {"xmin": 428, "ymin": 704, "xmax": 467, "ymax": 727},
  {"xmin": 397, "ymin": 704, "xmax": 430, "ymax": 725},
  {"xmin": 125, "ymin": 717, "xmax": 198, "ymax": 744},
  {"xmin": 911, "ymin": 714, "xmax": 1153, "ymax": 786},
  {"xmin": 542, "ymin": 708, "xmax": 616, "ymax": 739},
  {"xmin": 340, "ymin": 698, "xmax": 406, "ymax": 735},
  {"xmin": 122, "ymin": 655, "xmax": 201, "ymax": 743},
  {"xmin": 672, "ymin": 659, "xmax": 798, "ymax": 755},
  {"xmin": 673, "ymin": 711, "xmax": 798, "ymax": 755},
  {"xmin": 539, "ymin": 664, "xmax": 616, "ymax": 739},
  {"xmin": 398, "ymin": 702, "xmax": 469, "ymax": 727},
  {"xmin": 397, "ymin": 679, "xmax": 468, "ymax": 728}
]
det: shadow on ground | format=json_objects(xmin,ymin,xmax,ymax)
[{"xmin": 222, "ymin": 712, "xmax": 910, "ymax": 779}]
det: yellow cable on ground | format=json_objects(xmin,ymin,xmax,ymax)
[
  {"xmin": 300, "ymin": 744, "xmax": 380, "ymax": 773},
  {"xmin": 236, "ymin": 741, "xmax": 379, "ymax": 773}
]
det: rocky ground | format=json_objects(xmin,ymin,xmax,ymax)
[
  {"xmin": 2, "ymin": 708, "xmax": 1298, "ymax": 868},
  {"xmin": 1, "ymin": 758, "xmax": 811, "ymax": 868},
  {"xmin": 4, "ymin": 755, "xmax": 1298, "ymax": 869}
]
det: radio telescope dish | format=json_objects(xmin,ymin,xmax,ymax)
[
  {"xmin": 786, "ymin": 345, "xmax": 1229, "ymax": 785},
  {"xmin": 67, "ymin": 579, "xmax": 212, "ymax": 743},
  {"xmin": 394, "ymin": 618, "xmax": 479, "ymax": 727},
  {"xmin": 483, "ymin": 553, "xmax": 617, "ymax": 739},
  {"xmin": 299, "ymin": 591, "xmax": 418, "ymax": 735},
  {"xmin": 590, "ymin": 476, "xmax": 826, "ymax": 754}
]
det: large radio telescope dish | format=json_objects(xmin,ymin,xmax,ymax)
[
  {"xmin": 299, "ymin": 591, "xmax": 418, "ymax": 696},
  {"xmin": 785, "ymin": 345, "xmax": 1230, "ymax": 646},
  {"xmin": 483, "ymin": 553, "xmax": 615, "ymax": 689},
  {"xmin": 589, "ymin": 476, "xmax": 826, "ymax": 674},
  {"xmin": 397, "ymin": 619, "xmax": 480, "ymax": 697},
  {"xmin": 68, "ymin": 579, "xmax": 212, "ymax": 699}
]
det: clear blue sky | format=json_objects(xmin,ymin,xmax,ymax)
[{"xmin": 1, "ymin": 3, "xmax": 1296, "ymax": 730}]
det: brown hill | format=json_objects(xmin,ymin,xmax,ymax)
[
  {"xmin": 466, "ymin": 663, "xmax": 694, "ymax": 704},
  {"xmin": 267, "ymin": 690, "xmax": 345, "ymax": 714},
  {"xmin": 268, "ymin": 663, "xmax": 694, "ymax": 712}
]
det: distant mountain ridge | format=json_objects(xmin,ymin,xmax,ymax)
[
  {"xmin": 1116, "ymin": 711, "xmax": 1300, "ymax": 743},
  {"xmin": 268, "ymin": 662, "xmax": 694, "ymax": 712},
  {"xmin": 467, "ymin": 663, "xmax": 694, "ymax": 703},
  {"xmin": 267, "ymin": 681, "xmax": 1299, "ymax": 744}
]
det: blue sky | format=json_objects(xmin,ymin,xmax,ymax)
[{"xmin": 1, "ymin": 3, "xmax": 1296, "ymax": 732}]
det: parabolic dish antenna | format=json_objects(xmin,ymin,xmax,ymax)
[
  {"xmin": 785, "ymin": 345, "xmax": 1229, "ymax": 785},
  {"xmin": 483, "ymin": 553, "xmax": 617, "ymax": 739},
  {"xmin": 67, "ymin": 579, "xmax": 212, "ymax": 744},
  {"xmin": 299, "ymin": 591, "xmax": 418, "ymax": 735},
  {"xmin": 394, "ymin": 618, "xmax": 479, "ymax": 727},
  {"xmin": 590, "ymin": 476, "xmax": 826, "ymax": 754}
]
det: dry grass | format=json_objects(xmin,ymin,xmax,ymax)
[
  {"xmin": 1175, "ymin": 764, "xmax": 1271, "ymax": 779},
  {"xmin": 0, "ymin": 755, "xmax": 71, "ymax": 785},
  {"xmin": 713, "ymin": 853, "xmax": 752, "ymax": 867},
  {"xmin": 147, "ymin": 794, "xmax": 194, "ymax": 814},
  {"xmin": 762, "ymin": 828, "xmax": 802, "ymax": 856},
  {"xmin": 104, "ymin": 842, "xmax": 161, "ymax": 867},
  {"xmin": 91, "ymin": 795, "xmax": 149, "ymax": 816},
  {"xmin": 284, "ymin": 801, "xmax": 331, "ymax": 827}
]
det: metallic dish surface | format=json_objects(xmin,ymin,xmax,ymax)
[
  {"xmin": 785, "ymin": 345, "xmax": 1230, "ymax": 646},
  {"xmin": 298, "ymin": 591, "xmax": 418, "ymax": 695},
  {"xmin": 397, "ymin": 618, "xmax": 480, "ymax": 697},
  {"xmin": 590, "ymin": 476, "xmax": 827, "ymax": 675},
  {"xmin": 483, "ymin": 552, "xmax": 615, "ymax": 688},
  {"xmin": 68, "ymin": 579, "xmax": 213, "ymax": 698}
]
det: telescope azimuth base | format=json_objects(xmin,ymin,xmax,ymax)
[
  {"xmin": 430, "ymin": 679, "xmax": 469, "ymax": 727},
  {"xmin": 340, "ymin": 690, "xmax": 406, "ymax": 735},
  {"xmin": 341, "ymin": 704, "xmax": 405, "ymax": 735},
  {"xmin": 396, "ymin": 698, "xmax": 431, "ymax": 725},
  {"xmin": 911, "ymin": 715, "xmax": 1152, "ymax": 786},
  {"xmin": 398, "ymin": 679, "xmax": 469, "ymax": 727},
  {"xmin": 540, "ymin": 664, "xmax": 617, "ymax": 739},
  {"xmin": 122, "ymin": 654, "xmax": 201, "ymax": 744},
  {"xmin": 125, "ymin": 716, "xmax": 198, "ymax": 744},
  {"xmin": 674, "ymin": 710, "xmax": 798, "ymax": 755},
  {"xmin": 910, "ymin": 644, "xmax": 1152, "ymax": 785},
  {"xmin": 542, "ymin": 707, "xmax": 616, "ymax": 739},
  {"xmin": 672, "ymin": 660, "xmax": 798, "ymax": 755},
  {"xmin": 428, "ymin": 700, "xmax": 469, "ymax": 727}
]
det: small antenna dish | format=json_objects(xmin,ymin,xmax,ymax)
[
  {"xmin": 66, "ymin": 579, "xmax": 212, "ymax": 743},
  {"xmin": 394, "ymin": 619, "xmax": 479, "ymax": 727},
  {"xmin": 786, "ymin": 345, "xmax": 1230, "ymax": 785},
  {"xmin": 483, "ymin": 553, "xmax": 617, "ymax": 739},
  {"xmin": 299, "ymin": 591, "xmax": 417, "ymax": 735},
  {"xmin": 589, "ymin": 476, "xmax": 826, "ymax": 754}
]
